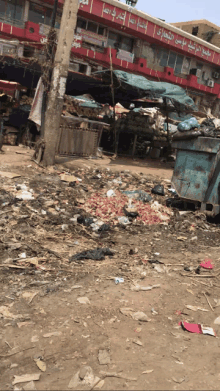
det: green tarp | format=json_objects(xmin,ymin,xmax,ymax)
[
  {"xmin": 96, "ymin": 70, "xmax": 196, "ymax": 111},
  {"xmin": 72, "ymin": 95, "xmax": 102, "ymax": 109}
]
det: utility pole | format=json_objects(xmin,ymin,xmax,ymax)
[{"xmin": 42, "ymin": 0, "xmax": 79, "ymax": 166}]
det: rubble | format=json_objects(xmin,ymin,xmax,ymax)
[{"xmin": 1, "ymin": 156, "xmax": 220, "ymax": 390}]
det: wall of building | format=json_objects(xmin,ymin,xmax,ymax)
[
  {"xmin": 172, "ymin": 21, "xmax": 220, "ymax": 48},
  {"xmin": 1, "ymin": 0, "xmax": 220, "ymax": 114}
]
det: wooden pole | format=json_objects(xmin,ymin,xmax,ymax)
[
  {"xmin": 109, "ymin": 47, "xmax": 118, "ymax": 157},
  {"xmin": 42, "ymin": 0, "xmax": 79, "ymax": 166},
  {"xmin": 132, "ymin": 133, "xmax": 137, "ymax": 159}
]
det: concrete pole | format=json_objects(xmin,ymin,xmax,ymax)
[{"xmin": 42, "ymin": 0, "xmax": 79, "ymax": 166}]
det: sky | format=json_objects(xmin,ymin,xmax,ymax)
[{"xmin": 122, "ymin": 0, "xmax": 220, "ymax": 27}]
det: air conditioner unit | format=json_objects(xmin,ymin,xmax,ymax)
[
  {"xmin": 203, "ymin": 72, "xmax": 209, "ymax": 81},
  {"xmin": 213, "ymin": 72, "xmax": 219, "ymax": 79},
  {"xmin": 190, "ymin": 68, "xmax": 202, "ymax": 78},
  {"xmin": 207, "ymin": 79, "xmax": 215, "ymax": 88}
]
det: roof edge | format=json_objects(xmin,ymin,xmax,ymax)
[{"xmin": 101, "ymin": 0, "xmax": 220, "ymax": 54}]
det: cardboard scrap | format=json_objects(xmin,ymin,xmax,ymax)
[
  {"xmin": 12, "ymin": 374, "xmax": 41, "ymax": 385},
  {"xmin": 35, "ymin": 359, "xmax": 46, "ymax": 372},
  {"xmin": 0, "ymin": 171, "xmax": 21, "ymax": 179},
  {"xmin": 61, "ymin": 174, "xmax": 82, "ymax": 183},
  {"xmin": 0, "ymin": 305, "xmax": 23, "ymax": 319}
]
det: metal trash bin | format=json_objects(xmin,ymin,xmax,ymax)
[{"xmin": 172, "ymin": 137, "xmax": 220, "ymax": 216}]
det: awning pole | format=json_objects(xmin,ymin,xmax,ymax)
[{"xmin": 109, "ymin": 47, "xmax": 117, "ymax": 157}]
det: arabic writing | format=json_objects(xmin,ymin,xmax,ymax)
[
  {"xmin": 103, "ymin": 7, "xmax": 117, "ymax": 18},
  {"xmin": 79, "ymin": 0, "xmax": 89, "ymax": 5},
  {"xmin": 157, "ymin": 28, "xmax": 212, "ymax": 57},
  {"xmin": 157, "ymin": 29, "xmax": 174, "ymax": 41}
]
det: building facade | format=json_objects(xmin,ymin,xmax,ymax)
[
  {"xmin": 172, "ymin": 20, "xmax": 220, "ymax": 49},
  {"xmin": 1, "ymin": 0, "xmax": 220, "ymax": 115}
]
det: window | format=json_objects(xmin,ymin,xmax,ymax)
[
  {"xmin": 108, "ymin": 31, "xmax": 134, "ymax": 52},
  {"xmin": 29, "ymin": 2, "xmax": 52, "ymax": 26},
  {"xmin": 157, "ymin": 48, "xmax": 169, "ymax": 67},
  {"xmin": 87, "ymin": 21, "xmax": 97, "ymax": 33},
  {"xmin": 168, "ymin": 51, "xmax": 176, "ymax": 68},
  {"xmin": 157, "ymin": 48, "xmax": 184, "ymax": 73},
  {"xmin": 196, "ymin": 62, "xmax": 203, "ymax": 70},
  {"xmin": 98, "ymin": 26, "xmax": 105, "ymax": 36},
  {"xmin": 0, "ymin": 0, "xmax": 24, "ymax": 22},
  {"xmin": 77, "ymin": 17, "xmax": 87, "ymax": 29},
  {"xmin": 192, "ymin": 26, "xmax": 199, "ymax": 36},
  {"xmin": 175, "ymin": 54, "xmax": 184, "ymax": 74},
  {"xmin": 182, "ymin": 57, "xmax": 191, "ymax": 74},
  {"xmin": 121, "ymin": 36, "xmax": 133, "ymax": 52}
]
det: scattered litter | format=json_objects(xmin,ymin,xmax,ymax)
[
  {"xmin": 177, "ymin": 236, "xmax": 188, "ymax": 241},
  {"xmin": 61, "ymin": 174, "xmax": 82, "ymax": 182},
  {"xmin": 181, "ymin": 321, "xmax": 216, "ymax": 336},
  {"xmin": 98, "ymin": 350, "xmax": 111, "ymax": 365},
  {"xmin": 34, "ymin": 358, "xmax": 46, "ymax": 372},
  {"xmin": 185, "ymin": 305, "xmax": 209, "ymax": 312},
  {"xmin": 115, "ymin": 278, "xmax": 124, "ymax": 285},
  {"xmin": 70, "ymin": 248, "xmax": 114, "ymax": 262},
  {"xmin": 142, "ymin": 370, "xmax": 154, "ymax": 374},
  {"xmin": 214, "ymin": 299, "xmax": 220, "ymax": 307},
  {"xmin": 77, "ymin": 297, "xmax": 90, "ymax": 305},
  {"xmin": 118, "ymin": 216, "xmax": 131, "ymax": 226},
  {"xmin": 31, "ymin": 336, "xmax": 39, "ymax": 343},
  {"xmin": 23, "ymin": 381, "xmax": 37, "ymax": 390},
  {"xmin": 133, "ymin": 339, "xmax": 143, "ymax": 346},
  {"xmin": 0, "ymin": 306, "xmax": 23, "ymax": 320},
  {"xmin": 0, "ymin": 171, "xmax": 21, "ymax": 179},
  {"xmin": 43, "ymin": 331, "xmax": 62, "ymax": 338},
  {"xmin": 172, "ymin": 377, "xmax": 185, "ymax": 384},
  {"xmin": 12, "ymin": 374, "xmax": 41, "ymax": 385},
  {"xmin": 200, "ymin": 258, "xmax": 214, "ymax": 269},
  {"xmin": 122, "ymin": 190, "xmax": 152, "ymax": 203},
  {"xmin": 131, "ymin": 284, "xmax": 160, "ymax": 292},
  {"xmin": 154, "ymin": 264, "xmax": 166, "ymax": 273},
  {"xmin": 120, "ymin": 308, "xmax": 150, "ymax": 322},
  {"xmin": 151, "ymin": 184, "xmax": 165, "ymax": 196},
  {"xmin": 135, "ymin": 327, "xmax": 142, "ymax": 333},
  {"xmin": 132, "ymin": 312, "xmax": 150, "ymax": 322},
  {"xmin": 107, "ymin": 190, "xmax": 115, "ymax": 198},
  {"xmin": 214, "ymin": 316, "xmax": 220, "ymax": 325},
  {"xmin": 68, "ymin": 366, "xmax": 100, "ymax": 389}
]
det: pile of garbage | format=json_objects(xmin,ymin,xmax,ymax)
[
  {"xmin": 115, "ymin": 108, "xmax": 167, "ymax": 140},
  {"xmin": 173, "ymin": 116, "xmax": 220, "ymax": 140}
]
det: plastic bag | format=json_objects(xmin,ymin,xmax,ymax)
[
  {"xmin": 151, "ymin": 185, "xmax": 165, "ymax": 196},
  {"xmin": 70, "ymin": 248, "xmax": 114, "ymax": 262}
]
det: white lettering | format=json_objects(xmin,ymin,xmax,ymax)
[
  {"xmin": 79, "ymin": 0, "xmax": 89, "ymax": 5},
  {"xmin": 162, "ymin": 31, "xmax": 174, "ymax": 41}
]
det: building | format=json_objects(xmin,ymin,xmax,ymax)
[
  {"xmin": 172, "ymin": 20, "xmax": 220, "ymax": 48},
  {"xmin": 1, "ymin": 0, "xmax": 220, "ymax": 115}
]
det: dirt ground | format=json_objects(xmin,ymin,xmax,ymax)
[{"xmin": 1, "ymin": 146, "xmax": 220, "ymax": 391}]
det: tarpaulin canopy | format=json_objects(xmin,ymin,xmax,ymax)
[
  {"xmin": 72, "ymin": 95, "xmax": 103, "ymax": 109},
  {"xmin": 95, "ymin": 70, "xmax": 196, "ymax": 111}
]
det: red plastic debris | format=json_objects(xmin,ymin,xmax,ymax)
[
  {"xmin": 200, "ymin": 258, "xmax": 214, "ymax": 269},
  {"xmin": 180, "ymin": 322, "xmax": 216, "ymax": 337},
  {"xmin": 181, "ymin": 321, "xmax": 202, "ymax": 334}
]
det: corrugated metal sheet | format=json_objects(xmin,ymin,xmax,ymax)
[{"xmin": 56, "ymin": 116, "xmax": 107, "ymax": 157}]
